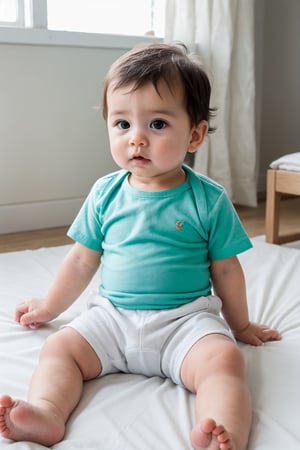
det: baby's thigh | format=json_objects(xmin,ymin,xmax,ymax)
[{"xmin": 40, "ymin": 327, "xmax": 102, "ymax": 380}]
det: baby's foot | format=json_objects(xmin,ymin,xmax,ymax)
[
  {"xmin": 0, "ymin": 395, "xmax": 65, "ymax": 446},
  {"xmin": 191, "ymin": 418, "xmax": 235, "ymax": 450}
]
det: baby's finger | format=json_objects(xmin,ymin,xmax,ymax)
[
  {"xmin": 28, "ymin": 322, "xmax": 40, "ymax": 330},
  {"xmin": 261, "ymin": 328, "xmax": 282, "ymax": 342},
  {"xmin": 234, "ymin": 331, "xmax": 264, "ymax": 346},
  {"xmin": 15, "ymin": 302, "xmax": 29, "ymax": 322},
  {"xmin": 20, "ymin": 310, "xmax": 41, "ymax": 327}
]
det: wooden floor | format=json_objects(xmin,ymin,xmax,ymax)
[{"xmin": 0, "ymin": 197, "xmax": 299, "ymax": 253}]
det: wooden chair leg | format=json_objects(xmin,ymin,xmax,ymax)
[{"xmin": 265, "ymin": 169, "xmax": 281, "ymax": 243}]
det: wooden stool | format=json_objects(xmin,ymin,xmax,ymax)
[{"xmin": 265, "ymin": 169, "xmax": 300, "ymax": 244}]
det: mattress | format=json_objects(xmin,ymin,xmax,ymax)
[{"xmin": 0, "ymin": 236, "xmax": 299, "ymax": 449}]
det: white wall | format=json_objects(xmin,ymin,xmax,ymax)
[
  {"xmin": 0, "ymin": 34, "xmax": 157, "ymax": 234},
  {"xmin": 257, "ymin": 0, "xmax": 300, "ymax": 191}
]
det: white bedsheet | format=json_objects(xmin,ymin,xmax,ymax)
[{"xmin": 0, "ymin": 237, "xmax": 300, "ymax": 449}]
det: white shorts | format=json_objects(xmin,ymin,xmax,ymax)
[{"xmin": 66, "ymin": 293, "xmax": 235, "ymax": 386}]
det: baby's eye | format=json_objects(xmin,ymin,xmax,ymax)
[
  {"xmin": 150, "ymin": 120, "xmax": 167, "ymax": 130},
  {"xmin": 116, "ymin": 120, "xmax": 130, "ymax": 129}
]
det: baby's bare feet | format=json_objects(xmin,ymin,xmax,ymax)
[
  {"xmin": 0, "ymin": 395, "xmax": 65, "ymax": 446},
  {"xmin": 191, "ymin": 418, "xmax": 235, "ymax": 450}
]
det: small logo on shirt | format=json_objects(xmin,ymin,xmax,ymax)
[{"xmin": 175, "ymin": 220, "xmax": 184, "ymax": 231}]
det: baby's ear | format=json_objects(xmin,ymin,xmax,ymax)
[{"xmin": 188, "ymin": 121, "xmax": 208, "ymax": 152}]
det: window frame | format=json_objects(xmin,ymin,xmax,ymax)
[
  {"xmin": 0, "ymin": 0, "xmax": 163, "ymax": 49},
  {"xmin": 0, "ymin": 26, "xmax": 162, "ymax": 49},
  {"xmin": 0, "ymin": 0, "xmax": 25, "ymax": 27}
]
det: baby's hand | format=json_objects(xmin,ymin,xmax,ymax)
[
  {"xmin": 15, "ymin": 298, "xmax": 56, "ymax": 329},
  {"xmin": 234, "ymin": 321, "xmax": 282, "ymax": 346}
]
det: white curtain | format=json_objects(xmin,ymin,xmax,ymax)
[{"xmin": 165, "ymin": 0, "xmax": 257, "ymax": 206}]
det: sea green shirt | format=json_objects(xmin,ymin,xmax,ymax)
[{"xmin": 68, "ymin": 165, "xmax": 252, "ymax": 309}]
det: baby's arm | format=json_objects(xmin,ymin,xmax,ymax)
[
  {"xmin": 16, "ymin": 242, "xmax": 101, "ymax": 328},
  {"xmin": 210, "ymin": 256, "xmax": 281, "ymax": 346}
]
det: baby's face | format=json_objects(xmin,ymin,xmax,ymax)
[{"xmin": 106, "ymin": 79, "xmax": 207, "ymax": 191}]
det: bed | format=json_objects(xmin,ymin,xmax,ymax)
[{"xmin": 0, "ymin": 236, "xmax": 299, "ymax": 449}]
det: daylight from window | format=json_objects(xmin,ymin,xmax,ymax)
[
  {"xmin": 47, "ymin": 0, "xmax": 165, "ymax": 37},
  {"xmin": 0, "ymin": 0, "xmax": 165, "ymax": 37},
  {"xmin": 0, "ymin": 0, "xmax": 18, "ymax": 22}
]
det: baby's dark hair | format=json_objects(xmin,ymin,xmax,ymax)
[{"xmin": 102, "ymin": 43, "xmax": 216, "ymax": 132}]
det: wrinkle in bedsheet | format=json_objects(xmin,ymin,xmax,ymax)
[{"xmin": 1, "ymin": 240, "xmax": 300, "ymax": 449}]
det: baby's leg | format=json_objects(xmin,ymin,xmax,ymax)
[
  {"xmin": 181, "ymin": 334, "xmax": 251, "ymax": 450},
  {"xmin": 0, "ymin": 328, "xmax": 101, "ymax": 446}
]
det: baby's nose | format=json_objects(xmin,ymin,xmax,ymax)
[{"xmin": 129, "ymin": 129, "xmax": 148, "ymax": 147}]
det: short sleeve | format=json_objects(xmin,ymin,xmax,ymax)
[
  {"xmin": 207, "ymin": 191, "xmax": 252, "ymax": 260},
  {"xmin": 67, "ymin": 181, "xmax": 103, "ymax": 252}
]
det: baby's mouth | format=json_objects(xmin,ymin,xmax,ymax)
[
  {"xmin": 131, "ymin": 155, "xmax": 151, "ymax": 165},
  {"xmin": 131, "ymin": 155, "xmax": 150, "ymax": 161}
]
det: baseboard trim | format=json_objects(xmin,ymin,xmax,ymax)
[{"xmin": 0, "ymin": 198, "xmax": 84, "ymax": 234}]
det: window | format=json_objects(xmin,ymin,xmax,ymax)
[
  {"xmin": 0, "ymin": 0, "xmax": 165, "ymax": 37},
  {"xmin": 0, "ymin": 0, "xmax": 25, "ymax": 27},
  {"xmin": 48, "ymin": 0, "xmax": 165, "ymax": 37}
]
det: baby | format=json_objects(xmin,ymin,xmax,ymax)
[{"xmin": 0, "ymin": 43, "xmax": 281, "ymax": 450}]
